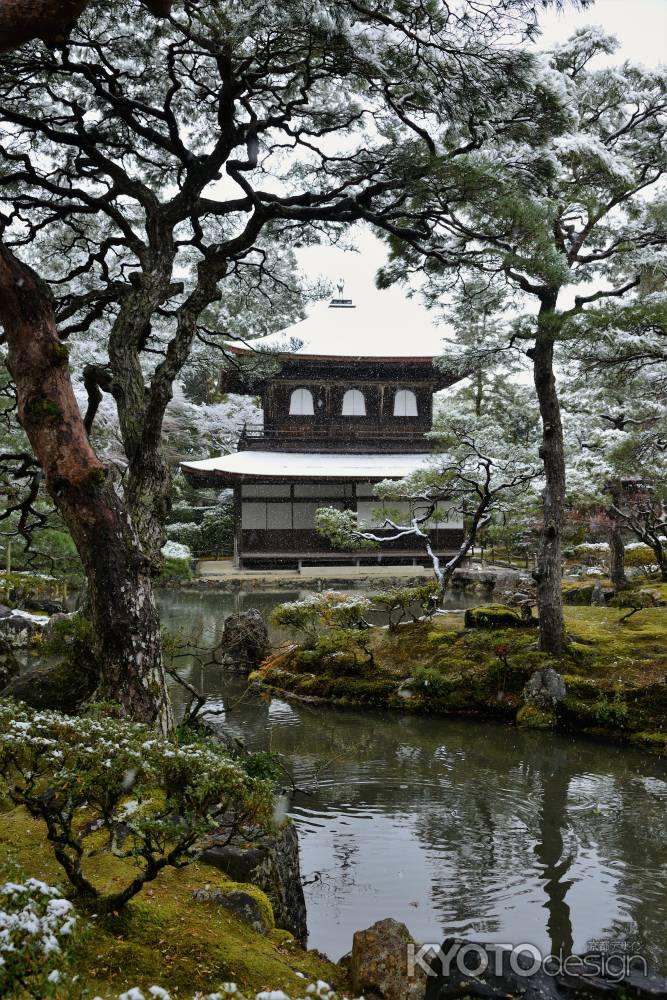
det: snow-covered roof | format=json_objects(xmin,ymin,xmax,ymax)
[
  {"xmin": 226, "ymin": 293, "xmax": 452, "ymax": 362},
  {"xmin": 181, "ymin": 450, "xmax": 430, "ymax": 481}
]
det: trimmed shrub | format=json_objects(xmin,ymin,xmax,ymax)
[
  {"xmin": 271, "ymin": 591, "xmax": 372, "ymax": 640},
  {"xmin": 200, "ymin": 507, "xmax": 234, "ymax": 556},
  {"xmin": 371, "ymin": 581, "xmax": 440, "ymax": 627},
  {"xmin": 165, "ymin": 521, "xmax": 203, "ymax": 548},
  {"xmin": 160, "ymin": 541, "xmax": 194, "ymax": 582},
  {"xmin": 0, "ymin": 701, "xmax": 274, "ymax": 913}
]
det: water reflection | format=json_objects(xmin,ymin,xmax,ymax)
[{"xmin": 159, "ymin": 590, "xmax": 667, "ymax": 969}]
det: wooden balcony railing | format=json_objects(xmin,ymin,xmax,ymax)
[{"xmin": 239, "ymin": 423, "xmax": 428, "ymax": 444}]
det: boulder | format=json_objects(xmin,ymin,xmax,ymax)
[
  {"xmin": 221, "ymin": 609, "xmax": 270, "ymax": 669},
  {"xmin": 192, "ymin": 887, "xmax": 272, "ymax": 935},
  {"xmin": 0, "ymin": 613, "xmax": 42, "ymax": 648},
  {"xmin": 1, "ymin": 656, "xmax": 99, "ymax": 714},
  {"xmin": 590, "ymin": 581, "xmax": 606, "ymax": 606},
  {"xmin": 0, "ymin": 604, "xmax": 12, "ymax": 619},
  {"xmin": 464, "ymin": 604, "xmax": 525, "ymax": 630},
  {"xmin": 201, "ymin": 820, "xmax": 307, "ymax": 944},
  {"xmin": 523, "ymin": 667, "xmax": 566, "ymax": 712},
  {"xmin": 424, "ymin": 937, "xmax": 667, "ymax": 1000},
  {"xmin": 350, "ymin": 918, "xmax": 425, "ymax": 1000}
]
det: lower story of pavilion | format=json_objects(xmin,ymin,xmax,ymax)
[{"xmin": 181, "ymin": 450, "xmax": 465, "ymax": 570}]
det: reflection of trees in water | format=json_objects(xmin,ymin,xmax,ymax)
[
  {"xmin": 261, "ymin": 704, "xmax": 665, "ymax": 968},
  {"xmin": 564, "ymin": 755, "xmax": 667, "ymax": 969},
  {"xmin": 533, "ymin": 747, "xmax": 574, "ymax": 956},
  {"xmin": 413, "ymin": 736, "xmax": 567, "ymax": 940},
  {"xmin": 154, "ymin": 591, "xmax": 667, "ymax": 970}
]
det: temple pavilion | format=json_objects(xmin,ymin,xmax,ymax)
[{"xmin": 181, "ymin": 291, "xmax": 465, "ymax": 569}]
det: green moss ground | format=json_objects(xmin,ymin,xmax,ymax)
[
  {"xmin": 253, "ymin": 605, "xmax": 667, "ymax": 752},
  {"xmin": 0, "ymin": 807, "xmax": 344, "ymax": 998}
]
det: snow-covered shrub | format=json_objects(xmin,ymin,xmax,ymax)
[
  {"xmin": 573, "ymin": 542, "xmax": 609, "ymax": 566},
  {"xmin": 161, "ymin": 541, "xmax": 192, "ymax": 560},
  {"xmin": 624, "ymin": 544, "xmax": 659, "ymax": 575},
  {"xmin": 271, "ymin": 593, "xmax": 376, "ymax": 671},
  {"xmin": 160, "ymin": 541, "xmax": 194, "ymax": 581},
  {"xmin": 0, "ymin": 878, "xmax": 76, "ymax": 997},
  {"xmin": 271, "ymin": 592, "xmax": 372, "ymax": 640},
  {"xmin": 170, "ymin": 503, "xmax": 205, "ymax": 525},
  {"xmin": 0, "ymin": 702, "xmax": 274, "ymax": 913},
  {"xmin": 165, "ymin": 522, "xmax": 203, "ymax": 548},
  {"xmin": 370, "ymin": 581, "xmax": 440, "ymax": 628}
]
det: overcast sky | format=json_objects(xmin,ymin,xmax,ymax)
[{"xmin": 294, "ymin": 0, "xmax": 667, "ymax": 328}]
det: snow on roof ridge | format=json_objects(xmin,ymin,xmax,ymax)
[
  {"xmin": 224, "ymin": 294, "xmax": 451, "ymax": 360},
  {"xmin": 181, "ymin": 450, "xmax": 431, "ymax": 479}
]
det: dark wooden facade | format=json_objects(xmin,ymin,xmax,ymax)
[{"xmin": 182, "ymin": 297, "xmax": 466, "ymax": 568}]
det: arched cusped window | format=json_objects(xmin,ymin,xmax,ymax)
[
  {"xmin": 289, "ymin": 387, "xmax": 314, "ymax": 416},
  {"xmin": 393, "ymin": 389, "xmax": 418, "ymax": 417},
  {"xmin": 341, "ymin": 388, "xmax": 367, "ymax": 416}
]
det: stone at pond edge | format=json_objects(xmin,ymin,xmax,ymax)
[
  {"xmin": 200, "ymin": 820, "xmax": 307, "ymax": 945},
  {"xmin": 464, "ymin": 604, "xmax": 525, "ymax": 629},
  {"xmin": 350, "ymin": 918, "xmax": 426, "ymax": 1000},
  {"xmin": 0, "ymin": 614, "xmax": 42, "ymax": 648},
  {"xmin": 424, "ymin": 937, "xmax": 667, "ymax": 1000},
  {"xmin": 523, "ymin": 667, "xmax": 566, "ymax": 712},
  {"xmin": 1, "ymin": 656, "xmax": 99, "ymax": 714},
  {"xmin": 221, "ymin": 609, "xmax": 270, "ymax": 670},
  {"xmin": 192, "ymin": 887, "xmax": 272, "ymax": 936}
]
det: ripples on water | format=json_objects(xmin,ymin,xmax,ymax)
[{"xmin": 160, "ymin": 590, "xmax": 667, "ymax": 969}]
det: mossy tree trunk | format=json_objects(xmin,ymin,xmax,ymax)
[
  {"xmin": 0, "ymin": 244, "xmax": 174, "ymax": 735},
  {"xmin": 530, "ymin": 294, "xmax": 566, "ymax": 654}
]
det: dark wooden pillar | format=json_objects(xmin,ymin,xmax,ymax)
[{"xmin": 233, "ymin": 485, "xmax": 242, "ymax": 568}]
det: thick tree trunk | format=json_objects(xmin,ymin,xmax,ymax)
[
  {"xmin": 0, "ymin": 244, "xmax": 174, "ymax": 736},
  {"xmin": 126, "ymin": 447, "xmax": 172, "ymax": 565},
  {"xmin": 607, "ymin": 521, "xmax": 627, "ymax": 591},
  {"xmin": 530, "ymin": 296, "xmax": 566, "ymax": 654}
]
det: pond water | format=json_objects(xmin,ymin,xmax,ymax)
[{"xmin": 159, "ymin": 589, "xmax": 667, "ymax": 972}]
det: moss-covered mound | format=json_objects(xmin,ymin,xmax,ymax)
[
  {"xmin": 464, "ymin": 604, "xmax": 527, "ymax": 628},
  {"xmin": 0, "ymin": 806, "xmax": 344, "ymax": 998},
  {"xmin": 252, "ymin": 606, "xmax": 667, "ymax": 752}
]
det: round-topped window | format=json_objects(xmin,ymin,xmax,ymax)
[
  {"xmin": 341, "ymin": 388, "xmax": 366, "ymax": 416},
  {"xmin": 393, "ymin": 389, "xmax": 418, "ymax": 417},
  {"xmin": 289, "ymin": 387, "xmax": 314, "ymax": 415}
]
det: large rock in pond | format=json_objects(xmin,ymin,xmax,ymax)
[
  {"xmin": 464, "ymin": 604, "xmax": 525, "ymax": 629},
  {"xmin": 350, "ymin": 918, "xmax": 426, "ymax": 1000},
  {"xmin": 424, "ymin": 937, "xmax": 667, "ymax": 1000},
  {"xmin": 201, "ymin": 820, "xmax": 307, "ymax": 944},
  {"xmin": 221, "ymin": 609, "xmax": 270, "ymax": 670},
  {"xmin": 1, "ymin": 656, "xmax": 99, "ymax": 713}
]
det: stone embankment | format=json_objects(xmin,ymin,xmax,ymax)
[{"xmin": 190, "ymin": 559, "xmax": 529, "ymax": 595}]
